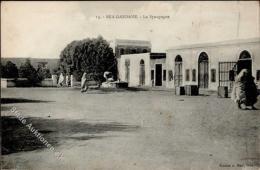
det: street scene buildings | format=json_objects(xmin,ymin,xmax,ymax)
[{"xmin": 118, "ymin": 38, "xmax": 260, "ymax": 91}]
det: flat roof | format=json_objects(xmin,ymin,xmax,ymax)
[
  {"xmin": 150, "ymin": 53, "xmax": 166, "ymax": 59},
  {"xmin": 120, "ymin": 52, "xmax": 166, "ymax": 59},
  {"xmin": 167, "ymin": 37, "xmax": 260, "ymax": 51},
  {"xmin": 113, "ymin": 39, "xmax": 151, "ymax": 47}
]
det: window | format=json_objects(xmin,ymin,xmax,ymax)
[
  {"xmin": 131, "ymin": 49, "xmax": 137, "ymax": 54},
  {"xmin": 143, "ymin": 49, "xmax": 148, "ymax": 53},
  {"xmin": 257, "ymin": 70, "xmax": 260, "ymax": 81},
  {"xmin": 151, "ymin": 70, "xmax": 154, "ymax": 80},
  {"xmin": 175, "ymin": 55, "xmax": 183, "ymax": 86},
  {"xmin": 120, "ymin": 48, "xmax": 125, "ymax": 55},
  {"xmin": 139, "ymin": 60, "xmax": 145, "ymax": 85},
  {"xmin": 192, "ymin": 69, "xmax": 196, "ymax": 81},
  {"xmin": 211, "ymin": 69, "xmax": 216, "ymax": 82},
  {"xmin": 163, "ymin": 70, "xmax": 166, "ymax": 81},
  {"xmin": 185, "ymin": 69, "xmax": 190, "ymax": 81},
  {"xmin": 168, "ymin": 70, "xmax": 173, "ymax": 81}
]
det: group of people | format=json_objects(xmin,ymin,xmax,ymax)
[
  {"xmin": 231, "ymin": 69, "xmax": 258, "ymax": 110},
  {"xmin": 57, "ymin": 73, "xmax": 71, "ymax": 87}
]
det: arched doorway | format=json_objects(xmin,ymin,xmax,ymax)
[
  {"xmin": 237, "ymin": 50, "xmax": 252, "ymax": 75},
  {"xmin": 139, "ymin": 59, "xmax": 145, "ymax": 85},
  {"xmin": 198, "ymin": 52, "xmax": 209, "ymax": 88},
  {"xmin": 174, "ymin": 55, "xmax": 183, "ymax": 87},
  {"xmin": 125, "ymin": 59, "xmax": 130, "ymax": 82}
]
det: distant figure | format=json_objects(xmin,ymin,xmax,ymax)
[
  {"xmin": 58, "ymin": 73, "xmax": 65, "ymax": 87},
  {"xmin": 81, "ymin": 72, "xmax": 88, "ymax": 92},
  {"xmin": 231, "ymin": 69, "xmax": 258, "ymax": 109},
  {"xmin": 52, "ymin": 75, "xmax": 58, "ymax": 86},
  {"xmin": 65, "ymin": 75, "xmax": 70, "ymax": 87}
]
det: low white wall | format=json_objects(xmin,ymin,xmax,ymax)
[{"xmin": 1, "ymin": 79, "xmax": 7, "ymax": 88}]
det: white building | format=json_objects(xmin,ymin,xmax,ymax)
[
  {"xmin": 118, "ymin": 38, "xmax": 260, "ymax": 91},
  {"xmin": 166, "ymin": 38, "xmax": 260, "ymax": 91},
  {"xmin": 110, "ymin": 39, "xmax": 151, "ymax": 79},
  {"xmin": 120, "ymin": 53, "xmax": 166, "ymax": 87}
]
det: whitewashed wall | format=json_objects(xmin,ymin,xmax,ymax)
[
  {"xmin": 120, "ymin": 53, "xmax": 151, "ymax": 87},
  {"xmin": 166, "ymin": 39, "xmax": 260, "ymax": 90}
]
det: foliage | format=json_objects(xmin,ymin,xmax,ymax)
[
  {"xmin": 1, "ymin": 61, "xmax": 19, "ymax": 78},
  {"xmin": 59, "ymin": 36, "xmax": 117, "ymax": 82},
  {"xmin": 19, "ymin": 58, "xmax": 41, "ymax": 86},
  {"xmin": 51, "ymin": 68, "xmax": 59, "ymax": 75},
  {"xmin": 36, "ymin": 66, "xmax": 52, "ymax": 81}
]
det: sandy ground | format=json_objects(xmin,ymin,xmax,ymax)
[{"xmin": 1, "ymin": 88, "xmax": 260, "ymax": 170}]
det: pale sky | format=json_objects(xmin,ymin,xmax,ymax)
[{"xmin": 1, "ymin": 1, "xmax": 260, "ymax": 58}]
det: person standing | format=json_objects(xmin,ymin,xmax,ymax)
[
  {"xmin": 81, "ymin": 72, "xmax": 88, "ymax": 92},
  {"xmin": 58, "ymin": 73, "xmax": 65, "ymax": 87},
  {"xmin": 231, "ymin": 69, "xmax": 258, "ymax": 109}
]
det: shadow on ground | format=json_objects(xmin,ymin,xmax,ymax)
[
  {"xmin": 95, "ymin": 87, "xmax": 149, "ymax": 92},
  {"xmin": 1, "ymin": 116, "xmax": 139, "ymax": 155},
  {"xmin": 1, "ymin": 98, "xmax": 53, "ymax": 104}
]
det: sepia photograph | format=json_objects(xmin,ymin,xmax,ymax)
[{"xmin": 1, "ymin": 1, "xmax": 260, "ymax": 170}]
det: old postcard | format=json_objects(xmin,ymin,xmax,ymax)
[{"xmin": 1, "ymin": 1, "xmax": 260, "ymax": 170}]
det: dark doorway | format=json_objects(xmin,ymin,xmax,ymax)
[
  {"xmin": 174, "ymin": 55, "xmax": 183, "ymax": 87},
  {"xmin": 155, "ymin": 64, "xmax": 162, "ymax": 86},
  {"xmin": 198, "ymin": 52, "xmax": 209, "ymax": 88},
  {"xmin": 237, "ymin": 50, "xmax": 252, "ymax": 75},
  {"xmin": 139, "ymin": 60, "xmax": 145, "ymax": 86}
]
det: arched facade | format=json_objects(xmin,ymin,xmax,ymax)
[
  {"xmin": 198, "ymin": 52, "xmax": 209, "ymax": 88},
  {"xmin": 174, "ymin": 55, "xmax": 183, "ymax": 87},
  {"xmin": 237, "ymin": 50, "xmax": 252, "ymax": 75},
  {"xmin": 139, "ymin": 59, "xmax": 145, "ymax": 85}
]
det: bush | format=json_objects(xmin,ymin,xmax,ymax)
[
  {"xmin": 51, "ymin": 68, "xmax": 59, "ymax": 75},
  {"xmin": 19, "ymin": 59, "xmax": 41, "ymax": 86},
  {"xmin": 1, "ymin": 61, "xmax": 19, "ymax": 78},
  {"xmin": 37, "ymin": 67, "xmax": 52, "ymax": 80}
]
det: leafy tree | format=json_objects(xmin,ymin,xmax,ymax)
[
  {"xmin": 36, "ymin": 66, "xmax": 51, "ymax": 81},
  {"xmin": 19, "ymin": 58, "xmax": 40, "ymax": 85},
  {"xmin": 1, "ymin": 61, "xmax": 19, "ymax": 78},
  {"xmin": 59, "ymin": 36, "xmax": 117, "ymax": 82},
  {"xmin": 1, "ymin": 63, "xmax": 6, "ymax": 78}
]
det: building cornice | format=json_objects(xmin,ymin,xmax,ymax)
[{"xmin": 167, "ymin": 37, "xmax": 260, "ymax": 52}]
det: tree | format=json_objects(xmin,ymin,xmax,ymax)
[
  {"xmin": 19, "ymin": 58, "xmax": 40, "ymax": 85},
  {"xmin": 59, "ymin": 36, "xmax": 117, "ymax": 82},
  {"xmin": 1, "ymin": 61, "xmax": 19, "ymax": 78},
  {"xmin": 36, "ymin": 65, "xmax": 51, "ymax": 81},
  {"xmin": 1, "ymin": 63, "xmax": 6, "ymax": 78}
]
